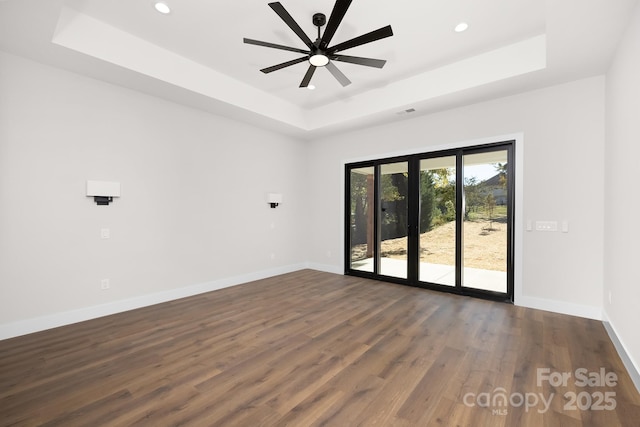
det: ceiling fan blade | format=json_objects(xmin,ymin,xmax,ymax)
[
  {"xmin": 326, "ymin": 61, "xmax": 351, "ymax": 87},
  {"xmin": 261, "ymin": 57, "xmax": 309, "ymax": 74},
  {"xmin": 331, "ymin": 54, "xmax": 386, "ymax": 68},
  {"xmin": 244, "ymin": 38, "xmax": 309, "ymax": 54},
  {"xmin": 327, "ymin": 25, "xmax": 393, "ymax": 54},
  {"xmin": 299, "ymin": 65, "xmax": 317, "ymax": 88},
  {"xmin": 319, "ymin": 0, "xmax": 352, "ymax": 50},
  {"xmin": 268, "ymin": 2, "xmax": 314, "ymax": 49}
]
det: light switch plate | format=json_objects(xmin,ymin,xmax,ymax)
[{"xmin": 100, "ymin": 228, "xmax": 110, "ymax": 239}]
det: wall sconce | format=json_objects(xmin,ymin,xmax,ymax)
[
  {"xmin": 267, "ymin": 193, "xmax": 282, "ymax": 208},
  {"xmin": 87, "ymin": 180, "xmax": 120, "ymax": 205}
]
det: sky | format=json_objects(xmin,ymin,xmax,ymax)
[{"xmin": 465, "ymin": 164, "xmax": 501, "ymax": 182}]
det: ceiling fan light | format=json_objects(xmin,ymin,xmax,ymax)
[{"xmin": 309, "ymin": 54, "xmax": 330, "ymax": 67}]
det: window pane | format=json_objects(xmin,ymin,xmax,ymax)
[
  {"xmin": 419, "ymin": 157, "xmax": 456, "ymax": 286},
  {"xmin": 379, "ymin": 162, "xmax": 409, "ymax": 279},
  {"xmin": 349, "ymin": 167, "xmax": 375, "ymax": 272},
  {"xmin": 462, "ymin": 151, "xmax": 508, "ymax": 293}
]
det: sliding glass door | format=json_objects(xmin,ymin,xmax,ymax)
[
  {"xmin": 345, "ymin": 142, "xmax": 513, "ymax": 302},
  {"xmin": 349, "ymin": 166, "xmax": 375, "ymax": 274},
  {"xmin": 418, "ymin": 156, "xmax": 457, "ymax": 287},
  {"xmin": 379, "ymin": 162, "xmax": 409, "ymax": 279},
  {"xmin": 461, "ymin": 150, "xmax": 510, "ymax": 294}
]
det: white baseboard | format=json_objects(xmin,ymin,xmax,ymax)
[
  {"xmin": 0, "ymin": 263, "xmax": 307, "ymax": 341},
  {"xmin": 515, "ymin": 295, "xmax": 602, "ymax": 320},
  {"xmin": 305, "ymin": 268, "xmax": 605, "ymax": 321},
  {"xmin": 305, "ymin": 262, "xmax": 343, "ymax": 275},
  {"xmin": 602, "ymin": 311, "xmax": 640, "ymax": 394}
]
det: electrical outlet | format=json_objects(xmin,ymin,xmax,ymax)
[{"xmin": 101, "ymin": 279, "xmax": 110, "ymax": 290}]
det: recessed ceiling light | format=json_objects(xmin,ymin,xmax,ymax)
[
  {"xmin": 154, "ymin": 2, "xmax": 171, "ymax": 14},
  {"xmin": 454, "ymin": 22, "xmax": 469, "ymax": 33},
  {"xmin": 307, "ymin": 85, "xmax": 316, "ymax": 90}
]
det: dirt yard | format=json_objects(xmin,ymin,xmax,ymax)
[{"xmin": 352, "ymin": 219, "xmax": 507, "ymax": 272}]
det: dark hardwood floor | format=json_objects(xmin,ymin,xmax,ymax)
[{"xmin": 1, "ymin": 270, "xmax": 639, "ymax": 426}]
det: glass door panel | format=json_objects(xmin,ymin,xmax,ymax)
[
  {"xmin": 349, "ymin": 166, "xmax": 375, "ymax": 273},
  {"xmin": 379, "ymin": 162, "xmax": 409, "ymax": 279},
  {"xmin": 418, "ymin": 157, "xmax": 456, "ymax": 286},
  {"xmin": 462, "ymin": 150, "xmax": 509, "ymax": 293}
]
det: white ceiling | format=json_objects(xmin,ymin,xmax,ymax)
[{"xmin": 0, "ymin": 0, "xmax": 637, "ymax": 139}]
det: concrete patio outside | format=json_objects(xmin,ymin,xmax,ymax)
[{"xmin": 351, "ymin": 257, "xmax": 507, "ymax": 293}]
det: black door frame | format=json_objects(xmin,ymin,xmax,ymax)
[{"xmin": 344, "ymin": 140, "xmax": 515, "ymax": 303}]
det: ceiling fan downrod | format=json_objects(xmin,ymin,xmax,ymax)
[{"xmin": 312, "ymin": 13, "xmax": 327, "ymax": 40}]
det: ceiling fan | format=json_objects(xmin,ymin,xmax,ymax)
[{"xmin": 243, "ymin": 0, "xmax": 393, "ymax": 88}]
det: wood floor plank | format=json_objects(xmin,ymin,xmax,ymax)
[
  {"xmin": 396, "ymin": 346, "xmax": 466, "ymax": 423},
  {"xmin": 1, "ymin": 270, "xmax": 639, "ymax": 426}
]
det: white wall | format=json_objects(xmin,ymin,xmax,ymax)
[
  {"xmin": 604, "ymin": 1, "xmax": 640, "ymax": 380},
  {"xmin": 306, "ymin": 76, "xmax": 606, "ymax": 318},
  {"xmin": 0, "ymin": 51, "xmax": 307, "ymax": 335}
]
